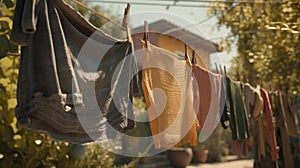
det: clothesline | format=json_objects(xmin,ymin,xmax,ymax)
[{"xmin": 70, "ymin": 0, "xmax": 123, "ymax": 28}]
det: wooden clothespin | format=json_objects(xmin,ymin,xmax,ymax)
[
  {"xmin": 236, "ymin": 71, "xmax": 240, "ymax": 81},
  {"xmin": 191, "ymin": 49, "xmax": 196, "ymax": 64},
  {"xmin": 122, "ymin": 3, "xmax": 132, "ymax": 43},
  {"xmin": 215, "ymin": 63, "xmax": 220, "ymax": 74},
  {"xmin": 219, "ymin": 64, "xmax": 223, "ymax": 75},
  {"xmin": 242, "ymin": 74, "xmax": 247, "ymax": 83},
  {"xmin": 268, "ymin": 83, "xmax": 272, "ymax": 92},
  {"xmin": 184, "ymin": 45, "xmax": 192, "ymax": 66},
  {"xmin": 224, "ymin": 66, "xmax": 227, "ymax": 76},
  {"xmin": 143, "ymin": 20, "xmax": 149, "ymax": 49},
  {"xmin": 276, "ymin": 82, "xmax": 281, "ymax": 91},
  {"xmin": 185, "ymin": 44, "xmax": 188, "ymax": 60},
  {"xmin": 260, "ymin": 80, "xmax": 264, "ymax": 88}
]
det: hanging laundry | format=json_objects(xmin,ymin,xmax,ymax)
[
  {"xmin": 244, "ymin": 84, "xmax": 265, "ymax": 160},
  {"xmin": 10, "ymin": 0, "xmax": 136, "ymax": 143},
  {"xmin": 220, "ymin": 76, "xmax": 230, "ymax": 129},
  {"xmin": 231, "ymin": 140, "xmax": 248, "ymax": 157},
  {"xmin": 260, "ymin": 88, "xmax": 279, "ymax": 161},
  {"xmin": 290, "ymin": 99, "xmax": 299, "ymax": 134},
  {"xmin": 142, "ymin": 44, "xmax": 197, "ymax": 149},
  {"xmin": 282, "ymin": 95, "xmax": 299, "ymax": 138},
  {"xmin": 273, "ymin": 91, "xmax": 294, "ymax": 168},
  {"xmin": 225, "ymin": 77, "xmax": 249, "ymax": 140},
  {"xmin": 244, "ymin": 83, "xmax": 256, "ymax": 118},
  {"xmin": 192, "ymin": 65, "xmax": 222, "ymax": 134},
  {"xmin": 225, "ymin": 78, "xmax": 249, "ymax": 157}
]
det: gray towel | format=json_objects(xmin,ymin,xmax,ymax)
[{"xmin": 10, "ymin": 0, "xmax": 136, "ymax": 143}]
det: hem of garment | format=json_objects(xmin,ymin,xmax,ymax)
[{"xmin": 14, "ymin": 92, "xmax": 108, "ymax": 143}]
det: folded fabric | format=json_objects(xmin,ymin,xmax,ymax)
[
  {"xmin": 260, "ymin": 88, "xmax": 279, "ymax": 161},
  {"xmin": 225, "ymin": 77, "xmax": 249, "ymax": 140},
  {"xmin": 142, "ymin": 44, "xmax": 197, "ymax": 149},
  {"xmin": 11, "ymin": 0, "xmax": 136, "ymax": 143},
  {"xmin": 192, "ymin": 65, "xmax": 222, "ymax": 134}
]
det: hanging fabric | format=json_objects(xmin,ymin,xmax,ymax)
[
  {"xmin": 10, "ymin": 0, "xmax": 136, "ymax": 143},
  {"xmin": 192, "ymin": 65, "xmax": 222, "ymax": 133},
  {"xmin": 142, "ymin": 44, "xmax": 197, "ymax": 149},
  {"xmin": 220, "ymin": 76, "xmax": 230, "ymax": 129},
  {"xmin": 214, "ymin": 64, "xmax": 229, "ymax": 130},
  {"xmin": 260, "ymin": 88, "xmax": 279, "ymax": 161},
  {"xmin": 225, "ymin": 77, "xmax": 249, "ymax": 157},
  {"xmin": 225, "ymin": 77, "xmax": 249, "ymax": 140},
  {"xmin": 244, "ymin": 84, "xmax": 265, "ymax": 160},
  {"xmin": 282, "ymin": 94, "xmax": 299, "ymax": 138},
  {"xmin": 273, "ymin": 91, "xmax": 294, "ymax": 168}
]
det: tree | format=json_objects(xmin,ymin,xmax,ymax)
[{"xmin": 210, "ymin": 0, "xmax": 300, "ymax": 95}]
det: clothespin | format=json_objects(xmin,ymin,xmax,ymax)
[
  {"xmin": 268, "ymin": 83, "xmax": 272, "ymax": 92},
  {"xmin": 122, "ymin": 3, "xmax": 132, "ymax": 43},
  {"xmin": 215, "ymin": 63, "xmax": 220, "ymax": 74},
  {"xmin": 260, "ymin": 80, "xmax": 264, "ymax": 88},
  {"xmin": 143, "ymin": 20, "xmax": 149, "ymax": 49},
  {"xmin": 277, "ymin": 82, "xmax": 281, "ymax": 91},
  {"xmin": 185, "ymin": 44, "xmax": 188, "ymax": 60},
  {"xmin": 191, "ymin": 49, "xmax": 196, "ymax": 64},
  {"xmin": 242, "ymin": 74, "xmax": 247, "ymax": 83},
  {"xmin": 122, "ymin": 3, "xmax": 130, "ymax": 30},
  {"xmin": 184, "ymin": 45, "xmax": 192, "ymax": 66},
  {"xmin": 236, "ymin": 71, "xmax": 240, "ymax": 81},
  {"xmin": 219, "ymin": 65, "xmax": 223, "ymax": 75}
]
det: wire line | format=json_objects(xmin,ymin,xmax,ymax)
[
  {"xmin": 84, "ymin": 0, "xmax": 225, "ymax": 8},
  {"xmin": 70, "ymin": 0, "xmax": 124, "ymax": 28}
]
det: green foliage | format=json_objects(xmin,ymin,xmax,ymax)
[
  {"xmin": 0, "ymin": 0, "xmax": 18, "ymax": 59},
  {"xmin": 211, "ymin": 0, "xmax": 300, "ymax": 95},
  {"xmin": 200, "ymin": 125, "xmax": 230, "ymax": 162},
  {"xmin": 126, "ymin": 97, "xmax": 151, "ymax": 138}
]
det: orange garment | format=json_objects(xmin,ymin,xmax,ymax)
[
  {"xmin": 142, "ymin": 44, "xmax": 197, "ymax": 149},
  {"xmin": 192, "ymin": 65, "xmax": 222, "ymax": 133}
]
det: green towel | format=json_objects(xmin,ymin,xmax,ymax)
[{"xmin": 225, "ymin": 77, "xmax": 249, "ymax": 140}]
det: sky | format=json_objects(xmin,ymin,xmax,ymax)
[{"xmin": 87, "ymin": 0, "xmax": 237, "ymax": 69}]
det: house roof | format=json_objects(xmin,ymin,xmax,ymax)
[{"xmin": 132, "ymin": 19, "xmax": 220, "ymax": 53}]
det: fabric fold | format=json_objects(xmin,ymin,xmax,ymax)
[
  {"xmin": 244, "ymin": 84, "xmax": 265, "ymax": 160},
  {"xmin": 260, "ymin": 88, "xmax": 279, "ymax": 161},
  {"xmin": 192, "ymin": 65, "xmax": 222, "ymax": 135},
  {"xmin": 22, "ymin": 0, "xmax": 38, "ymax": 33},
  {"xmin": 220, "ymin": 77, "xmax": 230, "ymax": 129},
  {"xmin": 142, "ymin": 44, "xmax": 197, "ymax": 149},
  {"xmin": 11, "ymin": 0, "xmax": 136, "ymax": 143},
  {"xmin": 273, "ymin": 92, "xmax": 293, "ymax": 167},
  {"xmin": 225, "ymin": 77, "xmax": 249, "ymax": 140}
]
